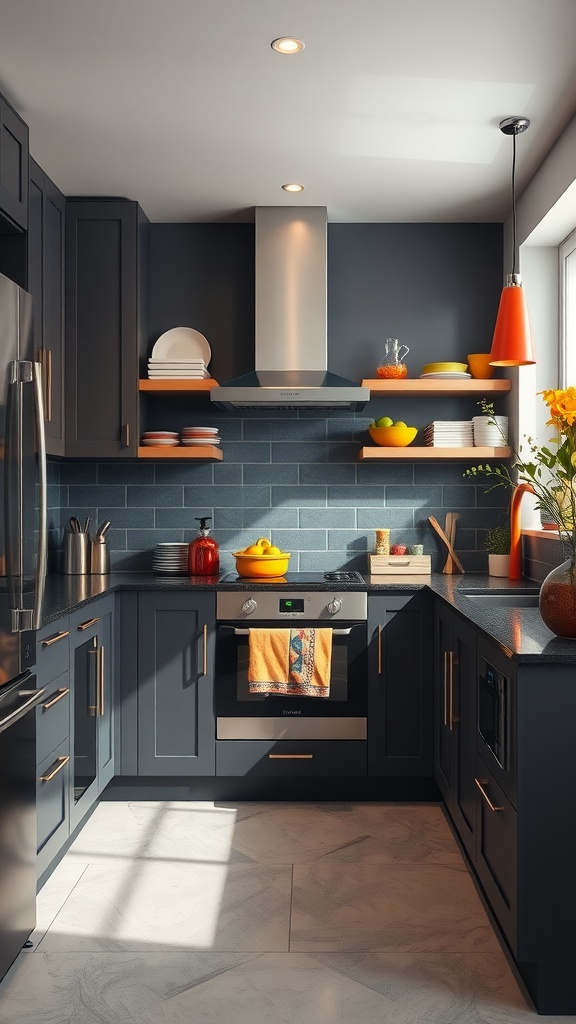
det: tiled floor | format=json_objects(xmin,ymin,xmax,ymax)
[{"xmin": 0, "ymin": 801, "xmax": 568, "ymax": 1022}]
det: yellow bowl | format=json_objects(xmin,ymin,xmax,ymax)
[
  {"xmin": 466, "ymin": 353, "xmax": 495, "ymax": 379},
  {"xmin": 421, "ymin": 361, "xmax": 468, "ymax": 374},
  {"xmin": 233, "ymin": 551, "xmax": 291, "ymax": 577},
  {"xmin": 368, "ymin": 424, "xmax": 418, "ymax": 447}
]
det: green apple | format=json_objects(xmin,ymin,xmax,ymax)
[
  {"xmin": 375, "ymin": 416, "xmax": 394, "ymax": 427},
  {"xmin": 394, "ymin": 420, "xmax": 407, "ymax": 428}
]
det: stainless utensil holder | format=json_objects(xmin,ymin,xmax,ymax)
[
  {"xmin": 63, "ymin": 531, "xmax": 90, "ymax": 574},
  {"xmin": 90, "ymin": 538, "xmax": 110, "ymax": 575}
]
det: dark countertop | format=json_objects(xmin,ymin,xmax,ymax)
[{"xmin": 40, "ymin": 570, "xmax": 576, "ymax": 664}]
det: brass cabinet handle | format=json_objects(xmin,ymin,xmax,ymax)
[
  {"xmin": 39, "ymin": 754, "xmax": 70, "ymax": 782},
  {"xmin": 202, "ymin": 623, "xmax": 208, "ymax": 677},
  {"xmin": 42, "ymin": 630, "xmax": 70, "ymax": 647},
  {"xmin": 88, "ymin": 639, "xmax": 98, "ymax": 714},
  {"xmin": 474, "ymin": 777, "xmax": 504, "ymax": 812},
  {"xmin": 77, "ymin": 616, "xmax": 100, "ymax": 631},
  {"xmin": 98, "ymin": 645, "xmax": 105, "ymax": 717},
  {"xmin": 447, "ymin": 649, "xmax": 454, "ymax": 732},
  {"xmin": 45, "ymin": 348, "xmax": 52, "ymax": 422},
  {"xmin": 377, "ymin": 623, "xmax": 382, "ymax": 676},
  {"xmin": 443, "ymin": 650, "xmax": 449, "ymax": 726},
  {"xmin": 268, "ymin": 754, "xmax": 314, "ymax": 760},
  {"xmin": 42, "ymin": 687, "xmax": 70, "ymax": 710},
  {"xmin": 123, "ymin": 422, "xmax": 130, "ymax": 448}
]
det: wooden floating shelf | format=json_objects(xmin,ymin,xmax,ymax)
[
  {"xmin": 361, "ymin": 379, "xmax": 512, "ymax": 395},
  {"xmin": 138, "ymin": 445, "xmax": 223, "ymax": 460},
  {"xmin": 359, "ymin": 446, "xmax": 512, "ymax": 461},
  {"xmin": 139, "ymin": 379, "xmax": 219, "ymax": 393}
]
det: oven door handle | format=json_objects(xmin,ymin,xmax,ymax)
[{"xmin": 232, "ymin": 627, "xmax": 354, "ymax": 636}]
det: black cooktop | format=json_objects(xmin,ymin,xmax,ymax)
[{"xmin": 219, "ymin": 571, "xmax": 365, "ymax": 586}]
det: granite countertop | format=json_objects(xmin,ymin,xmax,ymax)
[{"xmin": 40, "ymin": 570, "xmax": 576, "ymax": 664}]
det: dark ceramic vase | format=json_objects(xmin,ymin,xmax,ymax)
[{"xmin": 539, "ymin": 556, "xmax": 576, "ymax": 639}]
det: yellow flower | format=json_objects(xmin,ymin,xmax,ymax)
[{"xmin": 540, "ymin": 387, "xmax": 576, "ymax": 427}]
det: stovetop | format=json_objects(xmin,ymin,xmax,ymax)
[{"xmin": 218, "ymin": 570, "xmax": 366, "ymax": 589}]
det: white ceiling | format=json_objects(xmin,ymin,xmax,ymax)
[{"xmin": 2, "ymin": 0, "xmax": 576, "ymax": 224}]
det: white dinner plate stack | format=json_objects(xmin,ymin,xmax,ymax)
[
  {"xmin": 423, "ymin": 421, "xmax": 474, "ymax": 447},
  {"xmin": 148, "ymin": 328, "xmax": 212, "ymax": 379},
  {"xmin": 472, "ymin": 415, "xmax": 508, "ymax": 446},
  {"xmin": 152, "ymin": 542, "xmax": 190, "ymax": 575},
  {"xmin": 180, "ymin": 426, "xmax": 221, "ymax": 446}
]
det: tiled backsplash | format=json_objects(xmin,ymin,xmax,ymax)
[{"xmin": 51, "ymin": 410, "xmax": 510, "ymax": 575}]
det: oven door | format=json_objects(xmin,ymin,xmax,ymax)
[{"xmin": 215, "ymin": 620, "xmax": 367, "ymax": 740}]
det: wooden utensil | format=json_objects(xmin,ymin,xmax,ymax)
[
  {"xmin": 443, "ymin": 511, "xmax": 460, "ymax": 573},
  {"xmin": 429, "ymin": 515, "xmax": 465, "ymax": 574}
]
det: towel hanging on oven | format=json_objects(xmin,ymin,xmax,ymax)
[{"xmin": 248, "ymin": 627, "xmax": 333, "ymax": 697}]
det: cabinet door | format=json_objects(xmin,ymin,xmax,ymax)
[
  {"xmin": 368, "ymin": 591, "xmax": 432, "ymax": 777},
  {"xmin": 474, "ymin": 754, "xmax": 517, "ymax": 953},
  {"xmin": 65, "ymin": 199, "xmax": 148, "ymax": 457},
  {"xmin": 137, "ymin": 593, "xmax": 215, "ymax": 776},
  {"xmin": 37, "ymin": 738, "xmax": 71, "ymax": 878},
  {"xmin": 0, "ymin": 94, "xmax": 28, "ymax": 230},
  {"xmin": 28, "ymin": 159, "xmax": 66, "ymax": 455},
  {"xmin": 434, "ymin": 602, "xmax": 477, "ymax": 858}
]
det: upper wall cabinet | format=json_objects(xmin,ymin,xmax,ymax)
[
  {"xmin": 0, "ymin": 93, "xmax": 29, "ymax": 231},
  {"xmin": 28, "ymin": 160, "xmax": 66, "ymax": 455},
  {"xmin": 65, "ymin": 199, "xmax": 149, "ymax": 457}
]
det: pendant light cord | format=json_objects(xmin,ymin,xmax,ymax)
[{"xmin": 511, "ymin": 130, "xmax": 517, "ymax": 278}]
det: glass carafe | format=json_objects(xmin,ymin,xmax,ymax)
[{"xmin": 377, "ymin": 339, "xmax": 410, "ymax": 379}]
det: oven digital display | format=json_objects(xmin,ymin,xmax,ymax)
[{"xmin": 279, "ymin": 598, "xmax": 305, "ymax": 614}]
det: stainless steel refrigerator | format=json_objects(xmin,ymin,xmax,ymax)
[{"xmin": 0, "ymin": 271, "xmax": 47, "ymax": 982}]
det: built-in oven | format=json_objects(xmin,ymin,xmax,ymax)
[
  {"xmin": 215, "ymin": 588, "xmax": 367, "ymax": 740},
  {"xmin": 478, "ymin": 654, "xmax": 508, "ymax": 769}
]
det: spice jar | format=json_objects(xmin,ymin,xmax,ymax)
[{"xmin": 375, "ymin": 529, "xmax": 390, "ymax": 555}]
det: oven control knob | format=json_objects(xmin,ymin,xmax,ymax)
[
  {"xmin": 242, "ymin": 598, "xmax": 258, "ymax": 615},
  {"xmin": 327, "ymin": 598, "xmax": 342, "ymax": 615}
]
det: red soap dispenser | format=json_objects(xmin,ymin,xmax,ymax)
[{"xmin": 188, "ymin": 517, "xmax": 220, "ymax": 576}]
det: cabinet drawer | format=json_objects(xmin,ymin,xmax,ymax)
[
  {"xmin": 37, "ymin": 738, "xmax": 71, "ymax": 854},
  {"xmin": 474, "ymin": 754, "xmax": 517, "ymax": 954},
  {"xmin": 36, "ymin": 674, "xmax": 70, "ymax": 765},
  {"xmin": 36, "ymin": 618, "xmax": 70, "ymax": 685},
  {"xmin": 216, "ymin": 740, "xmax": 367, "ymax": 777}
]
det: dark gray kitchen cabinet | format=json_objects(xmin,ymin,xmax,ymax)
[
  {"xmin": 474, "ymin": 752, "xmax": 517, "ymax": 953},
  {"xmin": 0, "ymin": 92, "xmax": 28, "ymax": 231},
  {"xmin": 216, "ymin": 740, "xmax": 366, "ymax": 777},
  {"xmin": 28, "ymin": 159, "xmax": 66, "ymax": 454},
  {"xmin": 69, "ymin": 597, "xmax": 115, "ymax": 831},
  {"xmin": 65, "ymin": 199, "xmax": 149, "ymax": 457},
  {"xmin": 367, "ymin": 591, "xmax": 433, "ymax": 777},
  {"xmin": 434, "ymin": 600, "xmax": 477, "ymax": 861},
  {"xmin": 137, "ymin": 593, "xmax": 216, "ymax": 776}
]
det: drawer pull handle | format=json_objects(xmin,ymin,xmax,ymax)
[
  {"xmin": 42, "ymin": 687, "xmax": 70, "ymax": 710},
  {"xmin": 377, "ymin": 623, "xmax": 382, "ymax": 676},
  {"xmin": 77, "ymin": 617, "xmax": 100, "ymax": 631},
  {"xmin": 474, "ymin": 777, "xmax": 504, "ymax": 812},
  {"xmin": 42, "ymin": 630, "xmax": 70, "ymax": 647},
  {"xmin": 39, "ymin": 755, "xmax": 70, "ymax": 782},
  {"xmin": 268, "ymin": 754, "xmax": 314, "ymax": 760},
  {"xmin": 202, "ymin": 623, "xmax": 208, "ymax": 677},
  {"xmin": 98, "ymin": 645, "xmax": 105, "ymax": 717}
]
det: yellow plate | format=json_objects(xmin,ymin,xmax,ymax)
[{"xmin": 421, "ymin": 361, "xmax": 468, "ymax": 374}]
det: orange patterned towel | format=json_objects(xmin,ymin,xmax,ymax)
[{"xmin": 248, "ymin": 627, "xmax": 332, "ymax": 697}]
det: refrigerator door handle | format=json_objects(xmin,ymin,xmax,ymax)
[{"xmin": 32, "ymin": 361, "xmax": 47, "ymax": 630}]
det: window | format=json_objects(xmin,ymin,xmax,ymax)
[{"xmin": 559, "ymin": 227, "xmax": 576, "ymax": 386}]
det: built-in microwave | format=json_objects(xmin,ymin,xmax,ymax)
[{"xmin": 478, "ymin": 655, "xmax": 508, "ymax": 770}]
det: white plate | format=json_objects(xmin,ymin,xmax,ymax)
[
  {"xmin": 151, "ymin": 328, "xmax": 211, "ymax": 364},
  {"xmin": 419, "ymin": 372, "xmax": 472, "ymax": 379}
]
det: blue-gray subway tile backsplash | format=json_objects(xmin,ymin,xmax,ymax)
[{"xmin": 53, "ymin": 413, "xmax": 511, "ymax": 571}]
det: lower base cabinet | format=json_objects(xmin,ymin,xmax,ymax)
[
  {"xmin": 474, "ymin": 754, "xmax": 517, "ymax": 953},
  {"xmin": 137, "ymin": 593, "xmax": 216, "ymax": 776},
  {"xmin": 216, "ymin": 740, "xmax": 366, "ymax": 777},
  {"xmin": 36, "ymin": 737, "xmax": 71, "ymax": 880}
]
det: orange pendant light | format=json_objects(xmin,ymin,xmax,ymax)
[{"xmin": 490, "ymin": 117, "xmax": 536, "ymax": 367}]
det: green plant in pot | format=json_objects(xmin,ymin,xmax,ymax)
[{"xmin": 484, "ymin": 524, "xmax": 511, "ymax": 577}]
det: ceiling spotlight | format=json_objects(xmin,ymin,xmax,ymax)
[
  {"xmin": 271, "ymin": 37, "xmax": 305, "ymax": 54},
  {"xmin": 282, "ymin": 183, "xmax": 304, "ymax": 193}
]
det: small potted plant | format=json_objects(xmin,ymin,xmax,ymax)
[{"xmin": 485, "ymin": 524, "xmax": 511, "ymax": 577}]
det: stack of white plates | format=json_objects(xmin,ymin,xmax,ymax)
[
  {"xmin": 423, "ymin": 421, "xmax": 474, "ymax": 447},
  {"xmin": 152, "ymin": 542, "xmax": 190, "ymax": 575},
  {"xmin": 180, "ymin": 426, "xmax": 221, "ymax": 446},
  {"xmin": 472, "ymin": 415, "xmax": 508, "ymax": 446},
  {"xmin": 148, "ymin": 328, "xmax": 212, "ymax": 378},
  {"xmin": 419, "ymin": 372, "xmax": 472, "ymax": 379},
  {"xmin": 141, "ymin": 431, "xmax": 180, "ymax": 447}
]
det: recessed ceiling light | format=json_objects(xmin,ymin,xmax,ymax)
[
  {"xmin": 282, "ymin": 183, "xmax": 304, "ymax": 193},
  {"xmin": 271, "ymin": 37, "xmax": 305, "ymax": 54}
]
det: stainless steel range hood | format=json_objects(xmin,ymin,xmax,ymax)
[{"xmin": 211, "ymin": 207, "xmax": 369, "ymax": 410}]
